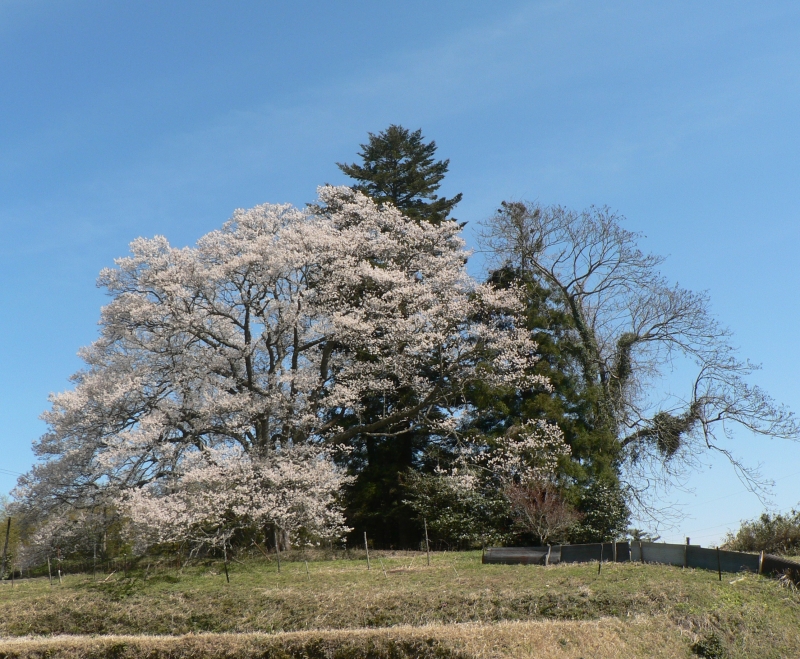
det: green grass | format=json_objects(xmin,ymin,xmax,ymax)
[{"xmin": 1, "ymin": 551, "xmax": 799, "ymax": 658}]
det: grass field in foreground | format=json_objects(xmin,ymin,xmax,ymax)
[{"xmin": 0, "ymin": 550, "xmax": 798, "ymax": 658}]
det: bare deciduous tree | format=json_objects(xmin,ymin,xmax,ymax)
[
  {"xmin": 504, "ymin": 481, "xmax": 581, "ymax": 545},
  {"xmin": 481, "ymin": 201, "xmax": 798, "ymax": 518}
]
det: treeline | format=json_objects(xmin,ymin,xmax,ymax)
[{"xmin": 3, "ymin": 126, "xmax": 796, "ymax": 571}]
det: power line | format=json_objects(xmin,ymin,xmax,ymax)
[
  {"xmin": 683, "ymin": 519, "xmax": 744, "ymax": 535},
  {"xmin": 686, "ymin": 469, "xmax": 800, "ymax": 508}
]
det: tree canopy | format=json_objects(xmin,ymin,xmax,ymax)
[
  {"xmin": 480, "ymin": 201, "xmax": 799, "ymax": 519},
  {"xmin": 7, "ymin": 128, "xmax": 798, "ymax": 567},
  {"xmin": 336, "ymin": 125, "xmax": 465, "ymax": 545},
  {"xmin": 14, "ymin": 186, "xmax": 550, "ymax": 558},
  {"xmin": 337, "ymin": 125, "xmax": 462, "ymax": 224}
]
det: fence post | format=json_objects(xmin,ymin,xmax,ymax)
[
  {"xmin": 364, "ymin": 532, "xmax": 371, "ymax": 570},
  {"xmin": 684, "ymin": 537, "xmax": 689, "ymax": 568},
  {"xmin": 716, "ymin": 547, "xmax": 722, "ymax": 581},
  {"xmin": 424, "ymin": 519, "xmax": 431, "ymax": 566},
  {"xmin": 598, "ymin": 544, "xmax": 603, "ymax": 574},
  {"xmin": 274, "ymin": 528, "xmax": 281, "ymax": 573},
  {"xmin": 612, "ymin": 541, "xmax": 617, "ymax": 563},
  {"xmin": 639, "ymin": 541, "xmax": 645, "ymax": 564},
  {"xmin": 758, "ymin": 550, "xmax": 764, "ymax": 576},
  {"xmin": 1, "ymin": 518, "xmax": 10, "ymax": 581},
  {"xmin": 47, "ymin": 556, "xmax": 53, "ymax": 586},
  {"xmin": 545, "ymin": 544, "xmax": 551, "ymax": 567}
]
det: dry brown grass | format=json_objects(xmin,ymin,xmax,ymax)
[{"xmin": 0, "ymin": 618, "xmax": 689, "ymax": 659}]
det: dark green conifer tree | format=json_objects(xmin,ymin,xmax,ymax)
[
  {"xmin": 465, "ymin": 266, "xmax": 629, "ymax": 543},
  {"xmin": 336, "ymin": 125, "xmax": 462, "ymax": 547},
  {"xmin": 338, "ymin": 125, "xmax": 462, "ymax": 224}
]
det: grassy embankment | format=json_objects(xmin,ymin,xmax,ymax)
[{"xmin": 0, "ymin": 550, "xmax": 798, "ymax": 658}]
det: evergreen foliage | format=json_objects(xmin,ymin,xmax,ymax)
[
  {"xmin": 464, "ymin": 266, "xmax": 628, "ymax": 542},
  {"xmin": 471, "ymin": 266, "xmax": 621, "ymax": 485},
  {"xmin": 402, "ymin": 470, "xmax": 511, "ymax": 549},
  {"xmin": 337, "ymin": 125, "xmax": 462, "ymax": 224},
  {"xmin": 569, "ymin": 481, "xmax": 630, "ymax": 543},
  {"xmin": 337, "ymin": 125, "xmax": 464, "ymax": 546}
]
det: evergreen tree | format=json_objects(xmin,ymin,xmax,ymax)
[
  {"xmin": 480, "ymin": 267, "xmax": 622, "ymax": 484},
  {"xmin": 465, "ymin": 266, "xmax": 629, "ymax": 542},
  {"xmin": 337, "ymin": 125, "xmax": 463, "ymax": 547},
  {"xmin": 337, "ymin": 125, "xmax": 462, "ymax": 224}
]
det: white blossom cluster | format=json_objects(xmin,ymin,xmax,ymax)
[
  {"xmin": 429, "ymin": 419, "xmax": 570, "ymax": 496},
  {"xmin": 122, "ymin": 445, "xmax": 350, "ymax": 551},
  {"xmin": 483, "ymin": 420, "xmax": 571, "ymax": 485},
  {"xmin": 17, "ymin": 186, "xmax": 547, "ymax": 552}
]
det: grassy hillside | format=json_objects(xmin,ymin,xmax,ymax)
[{"xmin": 0, "ymin": 550, "xmax": 798, "ymax": 658}]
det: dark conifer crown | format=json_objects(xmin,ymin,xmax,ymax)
[{"xmin": 337, "ymin": 124, "xmax": 462, "ymax": 224}]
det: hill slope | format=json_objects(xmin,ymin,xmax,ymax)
[{"xmin": 0, "ymin": 551, "xmax": 798, "ymax": 658}]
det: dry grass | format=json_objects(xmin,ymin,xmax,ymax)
[
  {"xmin": 0, "ymin": 618, "xmax": 688, "ymax": 659},
  {"xmin": 1, "ymin": 551, "xmax": 799, "ymax": 658}
]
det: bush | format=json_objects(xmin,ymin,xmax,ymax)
[
  {"xmin": 403, "ymin": 470, "xmax": 511, "ymax": 548},
  {"xmin": 723, "ymin": 509, "xmax": 800, "ymax": 555},
  {"xmin": 568, "ymin": 481, "xmax": 630, "ymax": 543}
]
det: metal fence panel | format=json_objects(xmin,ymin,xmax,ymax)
[
  {"xmin": 640, "ymin": 542, "xmax": 686, "ymax": 567},
  {"xmin": 560, "ymin": 543, "xmax": 600, "ymax": 563},
  {"xmin": 482, "ymin": 542, "xmax": 771, "ymax": 576},
  {"xmin": 615, "ymin": 541, "xmax": 631, "ymax": 562},
  {"xmin": 629, "ymin": 542, "xmax": 674, "ymax": 563},
  {"xmin": 630, "ymin": 542, "xmax": 641, "ymax": 563},
  {"xmin": 560, "ymin": 542, "xmax": 620, "ymax": 563},
  {"xmin": 719, "ymin": 549, "xmax": 759, "ymax": 573},
  {"xmin": 686, "ymin": 547, "xmax": 721, "ymax": 571},
  {"xmin": 685, "ymin": 546, "xmax": 760, "ymax": 573}
]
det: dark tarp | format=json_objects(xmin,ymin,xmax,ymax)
[{"xmin": 762, "ymin": 553, "xmax": 800, "ymax": 584}]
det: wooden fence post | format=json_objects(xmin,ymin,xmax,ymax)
[
  {"xmin": 424, "ymin": 519, "xmax": 431, "ymax": 566},
  {"xmin": 274, "ymin": 529, "xmax": 281, "ymax": 573},
  {"xmin": 364, "ymin": 532, "xmax": 370, "ymax": 570},
  {"xmin": 758, "ymin": 550, "xmax": 764, "ymax": 576},
  {"xmin": 545, "ymin": 544, "xmax": 551, "ymax": 567},
  {"xmin": 639, "ymin": 541, "xmax": 645, "ymax": 564},
  {"xmin": 1, "ymin": 518, "xmax": 10, "ymax": 581},
  {"xmin": 47, "ymin": 556, "xmax": 53, "ymax": 586},
  {"xmin": 716, "ymin": 547, "xmax": 722, "ymax": 581}
]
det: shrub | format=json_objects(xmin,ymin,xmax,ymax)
[{"xmin": 723, "ymin": 509, "xmax": 800, "ymax": 555}]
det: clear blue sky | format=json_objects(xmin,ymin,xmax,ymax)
[{"xmin": 2, "ymin": 0, "xmax": 800, "ymax": 545}]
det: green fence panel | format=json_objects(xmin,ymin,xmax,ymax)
[{"xmin": 685, "ymin": 546, "xmax": 759, "ymax": 573}]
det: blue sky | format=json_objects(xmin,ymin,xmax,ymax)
[{"xmin": 2, "ymin": 0, "xmax": 800, "ymax": 544}]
